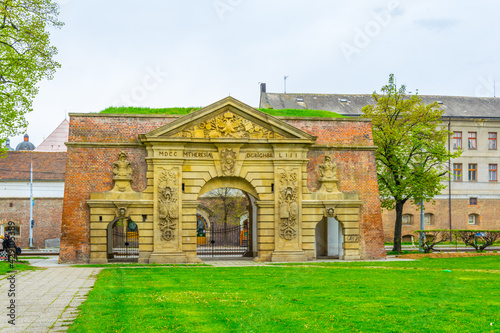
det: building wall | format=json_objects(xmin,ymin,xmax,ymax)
[
  {"xmin": 62, "ymin": 113, "xmax": 385, "ymax": 262},
  {"xmin": 0, "ymin": 198, "xmax": 63, "ymax": 248},
  {"xmin": 382, "ymin": 198, "xmax": 500, "ymax": 242}
]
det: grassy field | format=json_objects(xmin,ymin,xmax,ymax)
[
  {"xmin": 68, "ymin": 257, "xmax": 499, "ymax": 332},
  {"xmin": 0, "ymin": 260, "xmax": 38, "ymax": 276}
]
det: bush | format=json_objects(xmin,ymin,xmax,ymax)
[
  {"xmin": 414, "ymin": 230, "xmax": 450, "ymax": 253},
  {"xmin": 452, "ymin": 230, "xmax": 500, "ymax": 252}
]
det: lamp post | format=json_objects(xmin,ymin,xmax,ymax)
[
  {"xmin": 419, "ymin": 200, "xmax": 425, "ymax": 253},
  {"xmin": 29, "ymin": 153, "xmax": 34, "ymax": 248},
  {"xmin": 418, "ymin": 139, "xmax": 425, "ymax": 253}
]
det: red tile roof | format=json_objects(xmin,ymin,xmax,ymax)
[{"xmin": 0, "ymin": 151, "xmax": 66, "ymax": 181}]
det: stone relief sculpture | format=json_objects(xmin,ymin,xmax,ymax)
[
  {"xmin": 113, "ymin": 152, "xmax": 132, "ymax": 178},
  {"xmin": 158, "ymin": 169, "xmax": 178, "ymax": 242},
  {"xmin": 171, "ymin": 111, "xmax": 286, "ymax": 139},
  {"xmin": 278, "ymin": 169, "xmax": 299, "ymax": 241},
  {"xmin": 318, "ymin": 155, "xmax": 339, "ymax": 192},
  {"xmin": 112, "ymin": 152, "xmax": 133, "ymax": 192},
  {"xmin": 220, "ymin": 148, "xmax": 237, "ymax": 176}
]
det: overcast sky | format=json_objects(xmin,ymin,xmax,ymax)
[{"xmin": 10, "ymin": 0, "xmax": 500, "ymax": 147}]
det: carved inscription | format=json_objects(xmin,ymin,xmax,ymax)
[
  {"xmin": 345, "ymin": 235, "xmax": 359, "ymax": 243},
  {"xmin": 171, "ymin": 111, "xmax": 286, "ymax": 139},
  {"xmin": 246, "ymin": 152, "xmax": 274, "ymax": 158},
  {"xmin": 158, "ymin": 151, "xmax": 214, "ymax": 158},
  {"xmin": 278, "ymin": 168, "xmax": 299, "ymax": 241},
  {"xmin": 158, "ymin": 169, "xmax": 178, "ymax": 242}
]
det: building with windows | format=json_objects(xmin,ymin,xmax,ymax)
[
  {"xmin": 259, "ymin": 85, "xmax": 500, "ymax": 241},
  {"xmin": 0, "ymin": 124, "xmax": 69, "ymax": 249},
  {"xmin": 0, "ymin": 151, "xmax": 66, "ymax": 248}
]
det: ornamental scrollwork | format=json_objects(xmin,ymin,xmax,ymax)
[
  {"xmin": 278, "ymin": 168, "xmax": 299, "ymax": 241},
  {"xmin": 171, "ymin": 111, "xmax": 285, "ymax": 139},
  {"xmin": 158, "ymin": 170, "xmax": 178, "ymax": 242},
  {"xmin": 220, "ymin": 148, "xmax": 237, "ymax": 176}
]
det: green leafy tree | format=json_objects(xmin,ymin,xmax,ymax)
[
  {"xmin": 362, "ymin": 74, "xmax": 460, "ymax": 253},
  {"xmin": 0, "ymin": 0, "xmax": 62, "ymax": 148}
]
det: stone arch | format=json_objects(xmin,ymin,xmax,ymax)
[
  {"xmin": 198, "ymin": 176, "xmax": 260, "ymax": 200},
  {"xmin": 106, "ymin": 215, "xmax": 139, "ymax": 262},
  {"xmin": 195, "ymin": 176, "xmax": 259, "ymax": 259}
]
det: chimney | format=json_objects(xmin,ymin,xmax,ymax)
[{"xmin": 260, "ymin": 83, "xmax": 266, "ymax": 93}]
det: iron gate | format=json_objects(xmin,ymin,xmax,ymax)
[
  {"xmin": 197, "ymin": 223, "xmax": 248, "ymax": 257},
  {"xmin": 110, "ymin": 219, "xmax": 139, "ymax": 261}
]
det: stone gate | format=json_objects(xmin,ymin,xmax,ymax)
[{"xmin": 60, "ymin": 97, "xmax": 385, "ymax": 263}]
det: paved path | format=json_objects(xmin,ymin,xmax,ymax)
[{"xmin": 0, "ymin": 263, "xmax": 101, "ymax": 333}]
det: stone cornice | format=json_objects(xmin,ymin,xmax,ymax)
[{"xmin": 65, "ymin": 142, "xmax": 144, "ymax": 148}]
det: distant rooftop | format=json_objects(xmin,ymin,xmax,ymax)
[
  {"xmin": 35, "ymin": 119, "xmax": 69, "ymax": 152},
  {"xmin": 260, "ymin": 91, "xmax": 500, "ymax": 118},
  {"xmin": 0, "ymin": 151, "xmax": 66, "ymax": 181},
  {"xmin": 16, "ymin": 134, "xmax": 36, "ymax": 151}
]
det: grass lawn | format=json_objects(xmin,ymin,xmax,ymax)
[
  {"xmin": 99, "ymin": 107, "xmax": 345, "ymax": 118},
  {"xmin": 69, "ymin": 257, "xmax": 499, "ymax": 333},
  {"xmin": 0, "ymin": 260, "xmax": 38, "ymax": 276}
]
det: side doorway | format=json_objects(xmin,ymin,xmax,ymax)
[
  {"xmin": 315, "ymin": 217, "xmax": 344, "ymax": 259},
  {"xmin": 107, "ymin": 217, "xmax": 139, "ymax": 262}
]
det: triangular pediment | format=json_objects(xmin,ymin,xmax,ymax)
[{"xmin": 143, "ymin": 97, "xmax": 317, "ymax": 141}]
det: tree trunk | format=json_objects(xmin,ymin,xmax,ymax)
[{"xmin": 392, "ymin": 200, "xmax": 404, "ymax": 253}]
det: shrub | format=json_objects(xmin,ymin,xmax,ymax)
[
  {"xmin": 414, "ymin": 230, "xmax": 450, "ymax": 253},
  {"xmin": 452, "ymin": 230, "xmax": 500, "ymax": 252}
]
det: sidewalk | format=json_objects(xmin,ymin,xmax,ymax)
[{"xmin": 0, "ymin": 261, "xmax": 101, "ymax": 332}]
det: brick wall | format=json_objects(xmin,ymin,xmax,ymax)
[
  {"xmin": 306, "ymin": 149, "xmax": 385, "ymax": 259},
  {"xmin": 0, "ymin": 198, "xmax": 62, "ymax": 248}
]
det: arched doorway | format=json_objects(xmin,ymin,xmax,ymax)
[
  {"xmin": 315, "ymin": 217, "xmax": 344, "ymax": 259},
  {"xmin": 196, "ymin": 186, "xmax": 254, "ymax": 258},
  {"xmin": 107, "ymin": 216, "xmax": 139, "ymax": 262}
]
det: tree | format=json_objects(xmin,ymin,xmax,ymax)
[
  {"xmin": 362, "ymin": 74, "xmax": 460, "ymax": 253},
  {"xmin": 0, "ymin": 0, "xmax": 62, "ymax": 148},
  {"xmin": 200, "ymin": 187, "xmax": 249, "ymax": 237}
]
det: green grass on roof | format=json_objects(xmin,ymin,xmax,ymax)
[
  {"xmin": 99, "ymin": 107, "xmax": 202, "ymax": 115},
  {"xmin": 99, "ymin": 107, "xmax": 346, "ymax": 118}
]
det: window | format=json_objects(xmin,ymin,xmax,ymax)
[
  {"xmin": 468, "ymin": 132, "xmax": 477, "ymax": 149},
  {"xmin": 489, "ymin": 164, "xmax": 497, "ymax": 181},
  {"xmin": 468, "ymin": 164, "xmax": 477, "ymax": 181},
  {"xmin": 468, "ymin": 214, "xmax": 479, "ymax": 225},
  {"xmin": 424, "ymin": 213, "xmax": 434, "ymax": 225},
  {"xmin": 402, "ymin": 214, "xmax": 412, "ymax": 225},
  {"xmin": 469, "ymin": 197, "xmax": 478, "ymax": 205},
  {"xmin": 488, "ymin": 132, "xmax": 497, "ymax": 150},
  {"xmin": 453, "ymin": 131, "xmax": 462, "ymax": 149},
  {"xmin": 1, "ymin": 223, "xmax": 20, "ymax": 236},
  {"xmin": 453, "ymin": 163, "xmax": 462, "ymax": 181}
]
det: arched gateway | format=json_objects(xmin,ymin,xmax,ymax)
[{"xmin": 60, "ymin": 97, "xmax": 386, "ymax": 263}]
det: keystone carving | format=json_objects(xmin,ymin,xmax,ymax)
[
  {"xmin": 319, "ymin": 156, "xmax": 339, "ymax": 192},
  {"xmin": 112, "ymin": 152, "xmax": 133, "ymax": 192},
  {"xmin": 158, "ymin": 169, "xmax": 178, "ymax": 242},
  {"xmin": 278, "ymin": 168, "xmax": 299, "ymax": 241},
  {"xmin": 171, "ymin": 111, "xmax": 286, "ymax": 139},
  {"xmin": 220, "ymin": 148, "xmax": 237, "ymax": 176}
]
